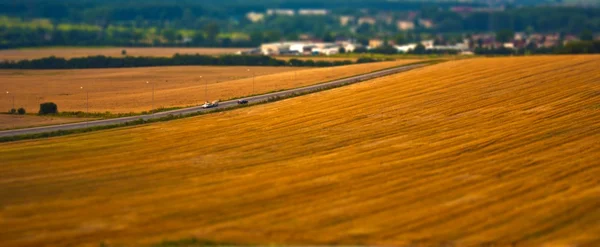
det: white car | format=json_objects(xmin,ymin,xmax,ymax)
[{"xmin": 201, "ymin": 101, "xmax": 219, "ymax": 108}]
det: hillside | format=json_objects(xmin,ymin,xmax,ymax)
[
  {"xmin": 1, "ymin": 56, "xmax": 599, "ymax": 246},
  {"xmin": 0, "ymin": 60, "xmax": 418, "ymax": 115}
]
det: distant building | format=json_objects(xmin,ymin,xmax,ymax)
[
  {"xmin": 266, "ymin": 9, "xmax": 294, "ymax": 16},
  {"xmin": 298, "ymin": 9, "xmax": 328, "ymax": 15},
  {"xmin": 260, "ymin": 41, "xmax": 349, "ymax": 56},
  {"xmin": 312, "ymin": 43, "xmax": 340, "ymax": 55},
  {"xmin": 358, "ymin": 17, "xmax": 376, "ymax": 25},
  {"xmin": 339, "ymin": 16, "xmax": 354, "ymax": 26},
  {"xmin": 246, "ymin": 12, "xmax": 265, "ymax": 23},
  {"xmin": 369, "ymin": 39, "xmax": 385, "ymax": 48},
  {"xmin": 380, "ymin": 15, "xmax": 394, "ymax": 25},
  {"xmin": 260, "ymin": 42, "xmax": 292, "ymax": 55},
  {"xmin": 342, "ymin": 43, "xmax": 361, "ymax": 53},
  {"xmin": 395, "ymin": 44, "xmax": 417, "ymax": 53},
  {"xmin": 418, "ymin": 19, "xmax": 434, "ymax": 29},
  {"xmin": 514, "ymin": 32, "xmax": 526, "ymax": 41},
  {"xmin": 421, "ymin": 40, "xmax": 435, "ymax": 49},
  {"xmin": 290, "ymin": 43, "xmax": 316, "ymax": 55},
  {"xmin": 543, "ymin": 33, "xmax": 561, "ymax": 48},
  {"xmin": 397, "ymin": 21, "xmax": 415, "ymax": 31}
]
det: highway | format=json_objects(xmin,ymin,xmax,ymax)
[{"xmin": 0, "ymin": 63, "xmax": 424, "ymax": 138}]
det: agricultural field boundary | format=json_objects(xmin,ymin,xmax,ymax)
[{"xmin": 0, "ymin": 62, "xmax": 432, "ymax": 142}]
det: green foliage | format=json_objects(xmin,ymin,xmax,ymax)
[
  {"xmin": 17, "ymin": 107, "xmax": 26, "ymax": 115},
  {"xmin": 353, "ymin": 46, "xmax": 368, "ymax": 53},
  {"xmin": 0, "ymin": 54, "xmax": 373, "ymax": 70},
  {"xmin": 39, "ymin": 102, "xmax": 58, "ymax": 114},
  {"xmin": 356, "ymin": 57, "xmax": 378, "ymax": 63},
  {"xmin": 411, "ymin": 44, "xmax": 427, "ymax": 54},
  {"xmin": 203, "ymin": 22, "xmax": 220, "ymax": 43},
  {"xmin": 580, "ymin": 29, "xmax": 594, "ymax": 41},
  {"xmin": 0, "ymin": 3, "xmax": 600, "ymax": 50},
  {"xmin": 496, "ymin": 29, "xmax": 515, "ymax": 43},
  {"xmin": 559, "ymin": 40, "xmax": 600, "ymax": 54},
  {"xmin": 369, "ymin": 45, "xmax": 398, "ymax": 55},
  {"xmin": 394, "ymin": 33, "xmax": 406, "ymax": 45}
]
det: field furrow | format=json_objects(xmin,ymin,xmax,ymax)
[{"xmin": 0, "ymin": 55, "xmax": 599, "ymax": 247}]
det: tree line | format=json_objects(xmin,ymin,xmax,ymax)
[
  {"xmin": 0, "ymin": 54, "xmax": 369, "ymax": 70},
  {"xmin": 1, "ymin": 0, "xmax": 599, "ymax": 50},
  {"xmin": 473, "ymin": 40, "xmax": 600, "ymax": 55}
]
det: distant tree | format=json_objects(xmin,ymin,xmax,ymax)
[
  {"xmin": 192, "ymin": 31, "xmax": 205, "ymax": 45},
  {"xmin": 353, "ymin": 46, "xmax": 368, "ymax": 53},
  {"xmin": 338, "ymin": 47, "xmax": 346, "ymax": 54},
  {"xmin": 411, "ymin": 43, "xmax": 426, "ymax": 54},
  {"xmin": 39, "ymin": 102, "xmax": 58, "ymax": 115},
  {"xmin": 8, "ymin": 108, "xmax": 16, "ymax": 114},
  {"xmin": 162, "ymin": 29, "xmax": 178, "ymax": 43},
  {"xmin": 370, "ymin": 45, "xmax": 397, "ymax": 54},
  {"xmin": 322, "ymin": 32, "xmax": 334, "ymax": 42},
  {"xmin": 17, "ymin": 107, "xmax": 26, "ymax": 115},
  {"xmin": 221, "ymin": 37, "xmax": 232, "ymax": 47},
  {"xmin": 394, "ymin": 33, "xmax": 406, "ymax": 45},
  {"xmin": 264, "ymin": 30, "xmax": 282, "ymax": 42},
  {"xmin": 477, "ymin": 38, "xmax": 484, "ymax": 48},
  {"xmin": 496, "ymin": 29, "xmax": 515, "ymax": 43},
  {"xmin": 121, "ymin": 49, "xmax": 127, "ymax": 56},
  {"xmin": 250, "ymin": 31, "xmax": 264, "ymax": 45},
  {"xmin": 203, "ymin": 22, "xmax": 220, "ymax": 43},
  {"xmin": 580, "ymin": 29, "xmax": 593, "ymax": 41},
  {"xmin": 356, "ymin": 23, "xmax": 372, "ymax": 35}
]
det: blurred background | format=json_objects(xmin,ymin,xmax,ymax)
[{"xmin": 0, "ymin": 0, "xmax": 599, "ymax": 56}]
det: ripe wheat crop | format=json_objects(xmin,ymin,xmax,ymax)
[{"xmin": 1, "ymin": 55, "xmax": 598, "ymax": 247}]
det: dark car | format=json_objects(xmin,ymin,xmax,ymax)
[{"xmin": 237, "ymin": 99, "xmax": 248, "ymax": 104}]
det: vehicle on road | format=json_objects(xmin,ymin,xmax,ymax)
[
  {"xmin": 237, "ymin": 99, "xmax": 248, "ymax": 104},
  {"xmin": 202, "ymin": 100, "xmax": 219, "ymax": 108}
]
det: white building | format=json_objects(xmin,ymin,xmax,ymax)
[
  {"xmin": 260, "ymin": 42, "xmax": 293, "ymax": 55},
  {"xmin": 339, "ymin": 16, "xmax": 354, "ymax": 26},
  {"xmin": 246, "ymin": 12, "xmax": 265, "ymax": 22},
  {"xmin": 266, "ymin": 9, "xmax": 295, "ymax": 16},
  {"xmin": 397, "ymin": 21, "xmax": 415, "ymax": 31},
  {"xmin": 290, "ymin": 43, "xmax": 316, "ymax": 55},
  {"xmin": 394, "ymin": 44, "xmax": 418, "ymax": 53},
  {"xmin": 421, "ymin": 40, "xmax": 435, "ymax": 49},
  {"xmin": 342, "ymin": 43, "xmax": 361, "ymax": 53},
  {"xmin": 298, "ymin": 9, "xmax": 328, "ymax": 15}
]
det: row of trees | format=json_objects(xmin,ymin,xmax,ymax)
[
  {"xmin": 473, "ymin": 41, "xmax": 600, "ymax": 55},
  {"xmin": 1, "ymin": 1, "xmax": 600, "ymax": 49},
  {"xmin": 0, "ymin": 54, "xmax": 373, "ymax": 70}
]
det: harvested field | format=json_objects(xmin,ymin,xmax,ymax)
[
  {"xmin": 1, "ymin": 55, "xmax": 599, "ymax": 247},
  {"xmin": 0, "ymin": 114, "xmax": 94, "ymax": 130},
  {"xmin": 0, "ymin": 60, "xmax": 419, "ymax": 114},
  {"xmin": 0, "ymin": 47, "xmax": 248, "ymax": 61}
]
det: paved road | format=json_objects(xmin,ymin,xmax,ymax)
[{"xmin": 0, "ymin": 64, "xmax": 424, "ymax": 138}]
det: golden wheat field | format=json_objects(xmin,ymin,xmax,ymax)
[
  {"xmin": 0, "ymin": 60, "xmax": 418, "ymax": 114},
  {"xmin": 0, "ymin": 114, "xmax": 94, "ymax": 130},
  {"xmin": 0, "ymin": 47, "xmax": 248, "ymax": 61},
  {"xmin": 1, "ymin": 55, "xmax": 599, "ymax": 247}
]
